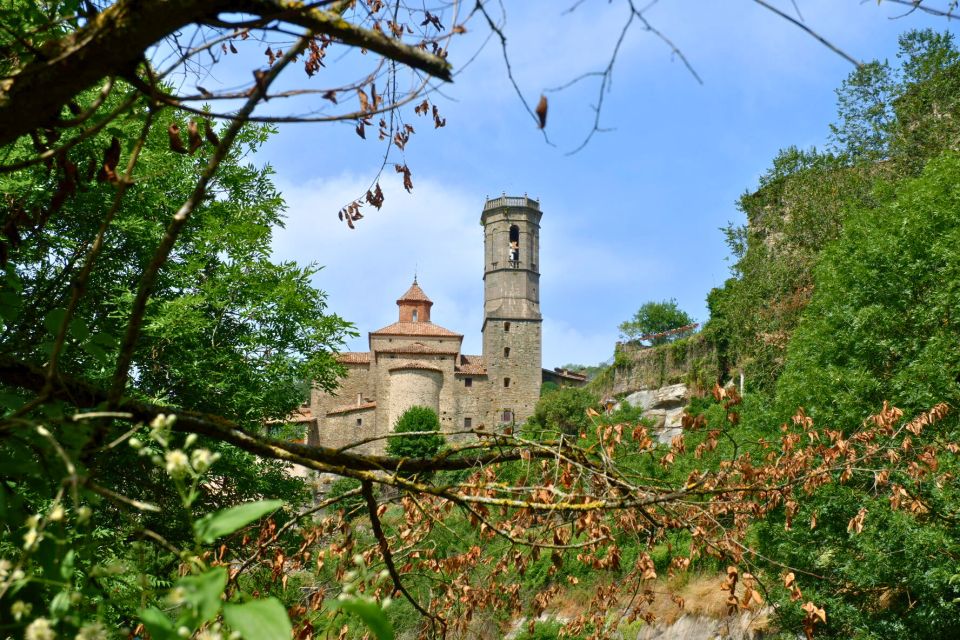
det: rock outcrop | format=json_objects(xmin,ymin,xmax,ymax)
[{"xmin": 620, "ymin": 382, "xmax": 689, "ymax": 444}]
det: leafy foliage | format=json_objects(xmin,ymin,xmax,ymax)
[
  {"xmin": 387, "ymin": 406, "xmax": 445, "ymax": 459},
  {"xmin": 528, "ymin": 387, "xmax": 600, "ymax": 436},
  {"xmin": 618, "ymin": 299, "xmax": 693, "ymax": 345}
]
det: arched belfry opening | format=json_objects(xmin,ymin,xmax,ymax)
[{"xmin": 508, "ymin": 225, "xmax": 520, "ymax": 266}]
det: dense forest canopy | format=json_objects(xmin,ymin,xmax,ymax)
[{"xmin": 2, "ymin": 1, "xmax": 960, "ymax": 639}]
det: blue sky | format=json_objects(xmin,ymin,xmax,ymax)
[{"xmin": 255, "ymin": 1, "xmax": 960, "ymax": 368}]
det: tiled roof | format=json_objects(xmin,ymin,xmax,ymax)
[
  {"xmin": 336, "ymin": 352, "xmax": 372, "ymax": 364},
  {"xmin": 371, "ymin": 321, "xmax": 461, "ymax": 337},
  {"xmin": 388, "ymin": 362, "xmax": 443, "ymax": 373},
  {"xmin": 326, "ymin": 401, "xmax": 376, "ymax": 416},
  {"xmin": 267, "ymin": 406, "xmax": 315, "ymax": 424},
  {"xmin": 548, "ymin": 367, "xmax": 588, "ymax": 381},
  {"xmin": 377, "ymin": 342, "xmax": 458, "ymax": 356},
  {"xmin": 455, "ymin": 354, "xmax": 486, "ymax": 376},
  {"xmin": 397, "ymin": 281, "xmax": 432, "ymax": 304}
]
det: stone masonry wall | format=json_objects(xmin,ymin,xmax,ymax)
[
  {"xmin": 482, "ymin": 318, "xmax": 542, "ymax": 427},
  {"xmin": 310, "ymin": 363, "xmax": 372, "ymax": 450},
  {"xmin": 601, "ymin": 333, "xmax": 718, "ymax": 398}
]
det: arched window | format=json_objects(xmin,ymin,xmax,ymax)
[
  {"xmin": 508, "ymin": 225, "xmax": 520, "ymax": 264},
  {"xmin": 412, "ymin": 309, "xmax": 418, "ymax": 322}
]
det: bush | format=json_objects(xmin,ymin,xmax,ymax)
[
  {"xmin": 387, "ymin": 406, "xmax": 445, "ymax": 459},
  {"xmin": 529, "ymin": 387, "xmax": 600, "ymax": 437},
  {"xmin": 326, "ymin": 477, "xmax": 364, "ymax": 518}
]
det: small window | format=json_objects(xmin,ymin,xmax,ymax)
[
  {"xmin": 501, "ymin": 410, "xmax": 514, "ymax": 424},
  {"xmin": 412, "ymin": 309, "xmax": 418, "ymax": 322},
  {"xmin": 464, "ymin": 417, "xmax": 472, "ymax": 429},
  {"xmin": 504, "ymin": 377, "xmax": 510, "ymax": 388},
  {"xmin": 503, "ymin": 347, "xmax": 510, "ymax": 358},
  {"xmin": 356, "ymin": 418, "xmax": 362, "ymax": 427},
  {"xmin": 464, "ymin": 377, "xmax": 473, "ymax": 387},
  {"xmin": 504, "ymin": 321, "xmax": 511, "ymax": 332}
]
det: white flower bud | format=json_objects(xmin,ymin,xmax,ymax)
[
  {"xmin": 25, "ymin": 617, "xmax": 56, "ymax": 640},
  {"xmin": 164, "ymin": 450, "xmax": 190, "ymax": 478},
  {"xmin": 48, "ymin": 504, "xmax": 65, "ymax": 522},
  {"xmin": 23, "ymin": 527, "xmax": 40, "ymax": 550},
  {"xmin": 190, "ymin": 448, "xmax": 216, "ymax": 473},
  {"xmin": 76, "ymin": 506, "xmax": 92, "ymax": 524},
  {"xmin": 75, "ymin": 620, "xmax": 108, "ymax": 640},
  {"xmin": 184, "ymin": 434, "xmax": 198, "ymax": 449},
  {"xmin": 128, "ymin": 437, "xmax": 143, "ymax": 450},
  {"xmin": 11, "ymin": 600, "xmax": 32, "ymax": 621}
]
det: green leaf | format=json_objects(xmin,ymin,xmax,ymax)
[
  {"xmin": 177, "ymin": 566, "xmax": 227, "ymax": 625},
  {"xmin": 139, "ymin": 607, "xmax": 179, "ymax": 640},
  {"xmin": 193, "ymin": 499, "xmax": 283, "ymax": 544},
  {"xmin": 223, "ymin": 598, "xmax": 292, "ymax": 640},
  {"xmin": 69, "ymin": 317, "xmax": 89, "ymax": 340},
  {"xmin": 43, "ymin": 307, "xmax": 67, "ymax": 335},
  {"xmin": 333, "ymin": 597, "xmax": 395, "ymax": 640},
  {"xmin": 60, "ymin": 549, "xmax": 76, "ymax": 580}
]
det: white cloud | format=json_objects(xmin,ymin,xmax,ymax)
[
  {"xmin": 272, "ymin": 172, "xmax": 486, "ymax": 352},
  {"xmin": 270, "ymin": 173, "xmax": 654, "ymax": 365}
]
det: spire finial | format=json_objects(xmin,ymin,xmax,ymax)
[{"xmin": 413, "ymin": 264, "xmax": 417, "ymax": 285}]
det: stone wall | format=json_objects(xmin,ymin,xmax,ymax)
[
  {"xmin": 482, "ymin": 317, "xmax": 542, "ymax": 428},
  {"xmin": 599, "ymin": 333, "xmax": 718, "ymax": 398},
  {"xmin": 310, "ymin": 362, "xmax": 372, "ymax": 450}
]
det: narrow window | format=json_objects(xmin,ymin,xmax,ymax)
[
  {"xmin": 504, "ymin": 321, "xmax": 511, "ymax": 332},
  {"xmin": 356, "ymin": 418, "xmax": 362, "ymax": 427},
  {"xmin": 509, "ymin": 225, "xmax": 520, "ymax": 265},
  {"xmin": 412, "ymin": 309, "xmax": 418, "ymax": 322},
  {"xmin": 501, "ymin": 409, "xmax": 513, "ymax": 423},
  {"xmin": 464, "ymin": 417, "xmax": 472, "ymax": 429},
  {"xmin": 503, "ymin": 347, "xmax": 510, "ymax": 358},
  {"xmin": 504, "ymin": 377, "xmax": 510, "ymax": 388},
  {"xmin": 464, "ymin": 377, "xmax": 473, "ymax": 387},
  {"xmin": 510, "ymin": 225, "xmax": 520, "ymax": 267}
]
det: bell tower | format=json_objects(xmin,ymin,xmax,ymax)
[{"xmin": 481, "ymin": 194, "xmax": 542, "ymax": 427}]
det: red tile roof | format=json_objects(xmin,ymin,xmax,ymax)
[
  {"xmin": 268, "ymin": 406, "xmax": 315, "ymax": 424},
  {"xmin": 455, "ymin": 354, "xmax": 486, "ymax": 376},
  {"xmin": 371, "ymin": 321, "xmax": 462, "ymax": 337},
  {"xmin": 388, "ymin": 362, "xmax": 443, "ymax": 373},
  {"xmin": 397, "ymin": 281, "xmax": 432, "ymax": 304},
  {"xmin": 377, "ymin": 342, "xmax": 458, "ymax": 356},
  {"xmin": 326, "ymin": 401, "xmax": 377, "ymax": 416},
  {"xmin": 336, "ymin": 352, "xmax": 372, "ymax": 364}
]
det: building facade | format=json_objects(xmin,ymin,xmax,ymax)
[{"xmin": 307, "ymin": 195, "xmax": 548, "ymax": 453}]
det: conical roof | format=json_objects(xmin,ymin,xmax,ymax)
[{"xmin": 397, "ymin": 277, "xmax": 432, "ymax": 305}]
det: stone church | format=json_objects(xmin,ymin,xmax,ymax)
[{"xmin": 305, "ymin": 195, "xmax": 585, "ymax": 453}]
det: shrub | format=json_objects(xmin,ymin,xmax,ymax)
[
  {"xmin": 530, "ymin": 387, "xmax": 600, "ymax": 436},
  {"xmin": 387, "ymin": 406, "xmax": 445, "ymax": 459}
]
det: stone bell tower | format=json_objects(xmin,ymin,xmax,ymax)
[{"xmin": 481, "ymin": 194, "xmax": 542, "ymax": 427}]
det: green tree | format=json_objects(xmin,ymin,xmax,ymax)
[
  {"xmin": 529, "ymin": 387, "xmax": 600, "ymax": 437},
  {"xmin": 619, "ymin": 299, "xmax": 693, "ymax": 345},
  {"xmin": 387, "ymin": 406, "xmax": 445, "ymax": 460}
]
